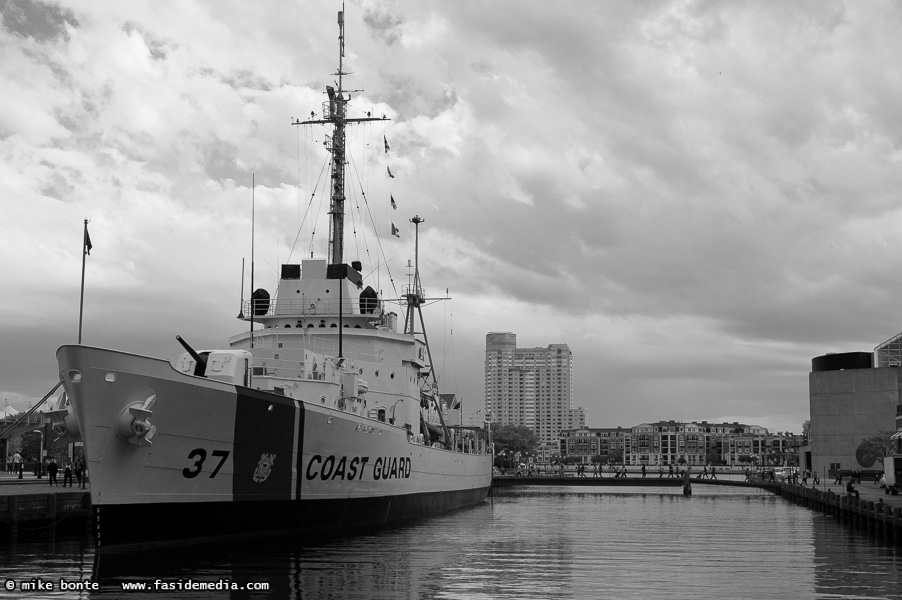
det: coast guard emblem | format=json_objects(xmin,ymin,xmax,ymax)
[{"xmin": 253, "ymin": 453, "xmax": 275, "ymax": 483}]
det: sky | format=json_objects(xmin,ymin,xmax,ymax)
[{"xmin": 3, "ymin": 0, "xmax": 902, "ymax": 436}]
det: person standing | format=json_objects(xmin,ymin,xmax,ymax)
[
  {"xmin": 641, "ymin": 464, "xmax": 646, "ymax": 478},
  {"xmin": 47, "ymin": 457, "xmax": 58, "ymax": 486},
  {"xmin": 63, "ymin": 461, "xmax": 73, "ymax": 487},
  {"xmin": 76, "ymin": 457, "xmax": 87, "ymax": 488},
  {"xmin": 13, "ymin": 451, "xmax": 23, "ymax": 479},
  {"xmin": 710, "ymin": 466, "xmax": 717, "ymax": 480}
]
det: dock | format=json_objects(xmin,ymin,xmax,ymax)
[
  {"xmin": 493, "ymin": 474, "xmax": 902, "ymax": 542},
  {"xmin": 3, "ymin": 471, "xmax": 900, "ymax": 540},
  {"xmin": 0, "ymin": 472, "xmax": 90, "ymax": 531}
]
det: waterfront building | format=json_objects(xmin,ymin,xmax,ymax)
[
  {"xmin": 560, "ymin": 420, "xmax": 803, "ymax": 468},
  {"xmin": 809, "ymin": 348, "xmax": 901, "ymax": 478},
  {"xmin": 484, "ymin": 332, "xmax": 587, "ymax": 445}
]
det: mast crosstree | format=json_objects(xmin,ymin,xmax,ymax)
[{"xmin": 292, "ymin": 8, "xmax": 388, "ymax": 266}]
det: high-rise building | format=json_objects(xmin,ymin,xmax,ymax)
[{"xmin": 484, "ymin": 332, "xmax": 587, "ymax": 445}]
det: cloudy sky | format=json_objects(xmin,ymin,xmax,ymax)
[{"xmin": 3, "ymin": 0, "xmax": 902, "ymax": 435}]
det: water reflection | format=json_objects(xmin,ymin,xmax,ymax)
[{"xmin": 2, "ymin": 486, "xmax": 901, "ymax": 599}]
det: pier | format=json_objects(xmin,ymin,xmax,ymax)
[
  {"xmin": 4, "ymin": 470, "xmax": 901, "ymax": 541},
  {"xmin": 493, "ymin": 474, "xmax": 902, "ymax": 542},
  {"xmin": 0, "ymin": 473, "xmax": 90, "ymax": 532}
]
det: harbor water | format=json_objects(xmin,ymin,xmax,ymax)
[{"xmin": 2, "ymin": 485, "xmax": 902, "ymax": 599}]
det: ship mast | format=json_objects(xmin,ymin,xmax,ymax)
[{"xmin": 293, "ymin": 7, "xmax": 387, "ymax": 265}]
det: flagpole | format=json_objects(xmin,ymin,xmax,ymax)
[{"xmin": 77, "ymin": 219, "xmax": 88, "ymax": 344}]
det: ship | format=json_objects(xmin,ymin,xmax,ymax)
[{"xmin": 53, "ymin": 8, "xmax": 493, "ymax": 549}]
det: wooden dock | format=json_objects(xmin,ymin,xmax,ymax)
[{"xmin": 778, "ymin": 482, "xmax": 902, "ymax": 541}]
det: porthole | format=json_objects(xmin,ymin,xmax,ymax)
[
  {"xmin": 68, "ymin": 370, "xmax": 82, "ymax": 383},
  {"xmin": 375, "ymin": 370, "xmax": 380, "ymax": 377},
  {"xmin": 390, "ymin": 372, "xmax": 395, "ymax": 379},
  {"xmin": 104, "ymin": 373, "xmax": 117, "ymax": 383}
]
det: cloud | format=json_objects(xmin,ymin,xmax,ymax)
[{"xmin": 3, "ymin": 1, "xmax": 902, "ymax": 436}]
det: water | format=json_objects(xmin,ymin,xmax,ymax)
[{"xmin": 2, "ymin": 485, "xmax": 901, "ymax": 599}]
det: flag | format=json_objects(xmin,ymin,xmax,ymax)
[
  {"xmin": 390, "ymin": 195, "xmax": 397, "ymax": 210},
  {"xmin": 384, "ymin": 135, "xmax": 390, "ymax": 153},
  {"xmin": 84, "ymin": 226, "xmax": 92, "ymax": 255},
  {"xmin": 391, "ymin": 223, "xmax": 400, "ymax": 238},
  {"xmin": 387, "ymin": 166, "xmax": 394, "ymax": 178}
]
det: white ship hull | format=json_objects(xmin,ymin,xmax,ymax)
[{"xmin": 57, "ymin": 345, "xmax": 492, "ymax": 548}]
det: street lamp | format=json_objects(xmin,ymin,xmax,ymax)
[{"xmin": 35, "ymin": 429, "xmax": 45, "ymax": 478}]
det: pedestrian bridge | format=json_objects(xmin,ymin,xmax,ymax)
[
  {"xmin": 492, "ymin": 475, "xmax": 782, "ymax": 493},
  {"xmin": 0, "ymin": 414, "xmax": 46, "ymax": 441}
]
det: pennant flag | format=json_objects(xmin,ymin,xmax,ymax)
[
  {"xmin": 84, "ymin": 226, "xmax": 93, "ymax": 255},
  {"xmin": 390, "ymin": 195, "xmax": 397, "ymax": 210},
  {"xmin": 391, "ymin": 223, "xmax": 400, "ymax": 238},
  {"xmin": 387, "ymin": 166, "xmax": 394, "ymax": 178},
  {"xmin": 384, "ymin": 135, "xmax": 390, "ymax": 153}
]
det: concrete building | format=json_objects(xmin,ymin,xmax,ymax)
[
  {"xmin": 484, "ymin": 332, "xmax": 587, "ymax": 445},
  {"xmin": 809, "ymin": 350, "xmax": 901, "ymax": 478}
]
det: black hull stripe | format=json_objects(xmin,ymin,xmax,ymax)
[{"xmin": 94, "ymin": 486, "xmax": 490, "ymax": 549}]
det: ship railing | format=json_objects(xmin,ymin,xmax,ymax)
[
  {"xmin": 245, "ymin": 333, "xmax": 382, "ymax": 364},
  {"xmin": 251, "ymin": 358, "xmax": 338, "ymax": 383},
  {"xmin": 241, "ymin": 295, "xmax": 386, "ymax": 319},
  {"xmin": 413, "ymin": 424, "xmax": 490, "ymax": 455}
]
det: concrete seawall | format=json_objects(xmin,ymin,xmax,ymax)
[
  {"xmin": 493, "ymin": 475, "xmax": 902, "ymax": 543},
  {"xmin": 778, "ymin": 483, "xmax": 902, "ymax": 542}
]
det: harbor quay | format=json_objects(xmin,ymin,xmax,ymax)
[
  {"xmin": 0, "ymin": 471, "xmax": 90, "ymax": 532},
  {"xmin": 493, "ymin": 473, "xmax": 902, "ymax": 544},
  {"xmin": 4, "ymin": 468, "xmax": 901, "ymax": 543}
]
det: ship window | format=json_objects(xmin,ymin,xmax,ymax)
[
  {"xmin": 330, "ymin": 323, "xmax": 337, "ymax": 328},
  {"xmin": 375, "ymin": 370, "xmax": 380, "ymax": 377},
  {"xmin": 354, "ymin": 325, "xmax": 361, "ymax": 328},
  {"xmin": 390, "ymin": 372, "xmax": 395, "ymax": 379},
  {"xmin": 308, "ymin": 324, "xmax": 314, "ymax": 328},
  {"xmin": 285, "ymin": 324, "xmax": 291, "ymax": 328}
]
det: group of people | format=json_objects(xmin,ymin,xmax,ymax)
[
  {"xmin": 6, "ymin": 451, "xmax": 87, "ymax": 488},
  {"xmin": 44, "ymin": 456, "xmax": 87, "ymax": 488}
]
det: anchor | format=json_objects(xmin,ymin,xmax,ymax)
[{"xmin": 116, "ymin": 394, "xmax": 157, "ymax": 445}]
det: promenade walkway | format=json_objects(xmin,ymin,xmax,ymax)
[{"xmin": 492, "ymin": 473, "xmax": 902, "ymax": 510}]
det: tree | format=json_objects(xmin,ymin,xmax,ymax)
[
  {"xmin": 737, "ymin": 454, "xmax": 752, "ymax": 464},
  {"xmin": 607, "ymin": 449, "xmax": 624, "ymax": 465},
  {"xmin": 858, "ymin": 428, "xmax": 895, "ymax": 466},
  {"xmin": 590, "ymin": 455, "xmax": 604, "ymax": 465},
  {"xmin": 492, "ymin": 424, "xmax": 539, "ymax": 456}
]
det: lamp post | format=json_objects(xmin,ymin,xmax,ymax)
[{"xmin": 35, "ymin": 429, "xmax": 45, "ymax": 478}]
